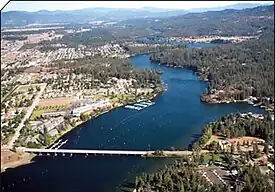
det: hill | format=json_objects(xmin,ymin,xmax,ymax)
[
  {"xmin": 0, "ymin": 7, "xmax": 187, "ymax": 27},
  {"xmin": 187, "ymin": 2, "xmax": 273, "ymax": 13},
  {"xmin": 120, "ymin": 4, "xmax": 274, "ymax": 37}
]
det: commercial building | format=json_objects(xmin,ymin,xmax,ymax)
[{"xmin": 72, "ymin": 99, "xmax": 110, "ymax": 117}]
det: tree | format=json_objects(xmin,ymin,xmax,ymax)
[
  {"xmin": 230, "ymin": 144, "xmax": 235, "ymax": 154},
  {"xmin": 263, "ymin": 142, "xmax": 269, "ymax": 154},
  {"xmin": 199, "ymin": 154, "xmax": 204, "ymax": 164},
  {"xmin": 211, "ymin": 152, "xmax": 215, "ymax": 165},
  {"xmin": 237, "ymin": 142, "xmax": 241, "ymax": 153},
  {"xmin": 36, "ymin": 86, "xmax": 41, "ymax": 91}
]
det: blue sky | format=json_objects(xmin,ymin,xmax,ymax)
[{"xmin": 3, "ymin": 1, "xmax": 273, "ymax": 12}]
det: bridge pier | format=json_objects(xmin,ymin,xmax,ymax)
[
  {"xmin": 47, "ymin": 153, "xmax": 50, "ymax": 156},
  {"xmin": 39, "ymin": 152, "xmax": 42, "ymax": 156},
  {"xmin": 62, "ymin": 153, "xmax": 65, "ymax": 157},
  {"xmin": 54, "ymin": 153, "xmax": 57, "ymax": 156},
  {"xmin": 70, "ymin": 153, "xmax": 73, "ymax": 157}
]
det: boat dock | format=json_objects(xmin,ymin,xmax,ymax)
[{"xmin": 124, "ymin": 100, "xmax": 155, "ymax": 111}]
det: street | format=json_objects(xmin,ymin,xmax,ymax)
[{"xmin": 6, "ymin": 83, "xmax": 47, "ymax": 149}]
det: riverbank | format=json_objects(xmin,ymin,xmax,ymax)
[
  {"xmin": 1, "ymin": 149, "xmax": 35, "ymax": 173},
  {"xmin": 152, "ymin": 61, "xmax": 273, "ymax": 113},
  {"xmin": 1, "ymin": 91, "xmax": 162, "ymax": 171}
]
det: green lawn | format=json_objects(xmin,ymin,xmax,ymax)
[{"xmin": 203, "ymin": 153, "xmax": 223, "ymax": 163}]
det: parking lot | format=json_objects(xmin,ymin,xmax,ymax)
[{"xmin": 198, "ymin": 167, "xmax": 232, "ymax": 186}]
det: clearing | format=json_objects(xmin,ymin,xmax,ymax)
[{"xmin": 38, "ymin": 97, "xmax": 76, "ymax": 106}]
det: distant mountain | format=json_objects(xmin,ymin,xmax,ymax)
[
  {"xmin": 1, "ymin": 3, "xmax": 273, "ymax": 27},
  {"xmin": 1, "ymin": 7, "xmax": 188, "ymax": 27},
  {"xmin": 119, "ymin": 5, "xmax": 274, "ymax": 37},
  {"xmin": 187, "ymin": 2, "xmax": 273, "ymax": 13}
]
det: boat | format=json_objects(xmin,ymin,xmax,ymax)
[
  {"xmin": 253, "ymin": 102, "xmax": 262, "ymax": 107},
  {"xmin": 134, "ymin": 103, "xmax": 148, "ymax": 108},
  {"xmin": 247, "ymin": 100, "xmax": 254, "ymax": 105},
  {"xmin": 124, "ymin": 105, "xmax": 142, "ymax": 110},
  {"xmin": 140, "ymin": 101, "xmax": 155, "ymax": 106}
]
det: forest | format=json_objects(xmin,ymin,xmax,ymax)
[
  {"xmin": 196, "ymin": 113, "xmax": 274, "ymax": 148},
  {"xmin": 121, "ymin": 4, "xmax": 274, "ymax": 37},
  {"xmin": 136, "ymin": 113, "xmax": 274, "ymax": 192},
  {"xmin": 135, "ymin": 158, "xmax": 273, "ymax": 192},
  {"xmin": 46, "ymin": 56, "xmax": 162, "ymax": 89},
  {"xmin": 150, "ymin": 37, "xmax": 274, "ymax": 102}
]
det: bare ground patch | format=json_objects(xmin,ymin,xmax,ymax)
[
  {"xmin": 38, "ymin": 97, "xmax": 77, "ymax": 106},
  {"xmin": 1, "ymin": 149, "xmax": 34, "ymax": 172}
]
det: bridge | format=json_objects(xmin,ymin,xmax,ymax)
[{"xmin": 19, "ymin": 147, "xmax": 209, "ymax": 157}]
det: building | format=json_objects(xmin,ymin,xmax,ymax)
[
  {"xmin": 42, "ymin": 111, "xmax": 67, "ymax": 117},
  {"xmin": 35, "ymin": 117, "xmax": 64, "ymax": 135},
  {"xmin": 72, "ymin": 99, "xmax": 110, "ymax": 117},
  {"xmin": 72, "ymin": 104, "xmax": 95, "ymax": 117}
]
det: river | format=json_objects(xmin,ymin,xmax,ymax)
[{"xmin": 1, "ymin": 52, "xmax": 265, "ymax": 192}]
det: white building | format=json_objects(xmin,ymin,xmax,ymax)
[{"xmin": 72, "ymin": 99, "xmax": 110, "ymax": 117}]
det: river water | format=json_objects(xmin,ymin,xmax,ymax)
[{"xmin": 1, "ymin": 52, "xmax": 265, "ymax": 192}]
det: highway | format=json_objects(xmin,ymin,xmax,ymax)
[{"xmin": 7, "ymin": 83, "xmax": 47, "ymax": 149}]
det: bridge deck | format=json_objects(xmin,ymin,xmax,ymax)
[
  {"xmin": 21, "ymin": 148, "xmax": 209, "ymax": 156},
  {"xmin": 23, "ymin": 148, "xmax": 155, "ymax": 155}
]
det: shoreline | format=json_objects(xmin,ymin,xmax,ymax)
[
  {"xmin": 0, "ymin": 92, "xmax": 162, "ymax": 171},
  {"xmin": 152, "ymin": 61, "xmax": 273, "ymax": 113}
]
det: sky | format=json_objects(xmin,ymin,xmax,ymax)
[{"xmin": 2, "ymin": 1, "xmax": 273, "ymax": 12}]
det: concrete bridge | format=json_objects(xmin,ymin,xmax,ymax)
[
  {"xmin": 22, "ymin": 148, "xmax": 155, "ymax": 156},
  {"xmin": 18, "ymin": 147, "xmax": 209, "ymax": 157}
]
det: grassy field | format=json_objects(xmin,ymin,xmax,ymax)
[
  {"xmin": 110, "ymin": 94, "xmax": 136, "ymax": 103},
  {"xmin": 202, "ymin": 153, "xmax": 223, "ymax": 163}
]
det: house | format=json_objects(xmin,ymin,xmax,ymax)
[{"xmin": 218, "ymin": 140, "xmax": 230, "ymax": 150}]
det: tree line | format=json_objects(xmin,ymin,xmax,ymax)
[
  {"xmin": 135, "ymin": 157, "xmax": 273, "ymax": 192},
  {"xmin": 150, "ymin": 37, "xmax": 274, "ymax": 102},
  {"xmin": 46, "ymin": 56, "xmax": 162, "ymax": 89}
]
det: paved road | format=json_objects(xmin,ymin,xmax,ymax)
[{"xmin": 7, "ymin": 83, "xmax": 47, "ymax": 149}]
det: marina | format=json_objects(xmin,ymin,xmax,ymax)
[{"xmin": 124, "ymin": 100, "xmax": 155, "ymax": 111}]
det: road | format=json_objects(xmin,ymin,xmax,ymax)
[{"xmin": 6, "ymin": 83, "xmax": 47, "ymax": 149}]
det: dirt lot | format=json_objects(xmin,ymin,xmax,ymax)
[
  {"xmin": 205, "ymin": 135, "xmax": 226, "ymax": 146},
  {"xmin": 228, "ymin": 136, "xmax": 264, "ymax": 144},
  {"xmin": 1, "ymin": 149, "xmax": 34, "ymax": 172},
  {"xmin": 206, "ymin": 135, "xmax": 264, "ymax": 146},
  {"xmin": 38, "ymin": 97, "xmax": 77, "ymax": 107}
]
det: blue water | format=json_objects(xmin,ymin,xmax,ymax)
[{"xmin": 1, "ymin": 53, "xmax": 265, "ymax": 192}]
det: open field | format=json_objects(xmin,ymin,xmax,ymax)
[{"xmin": 38, "ymin": 97, "xmax": 76, "ymax": 106}]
